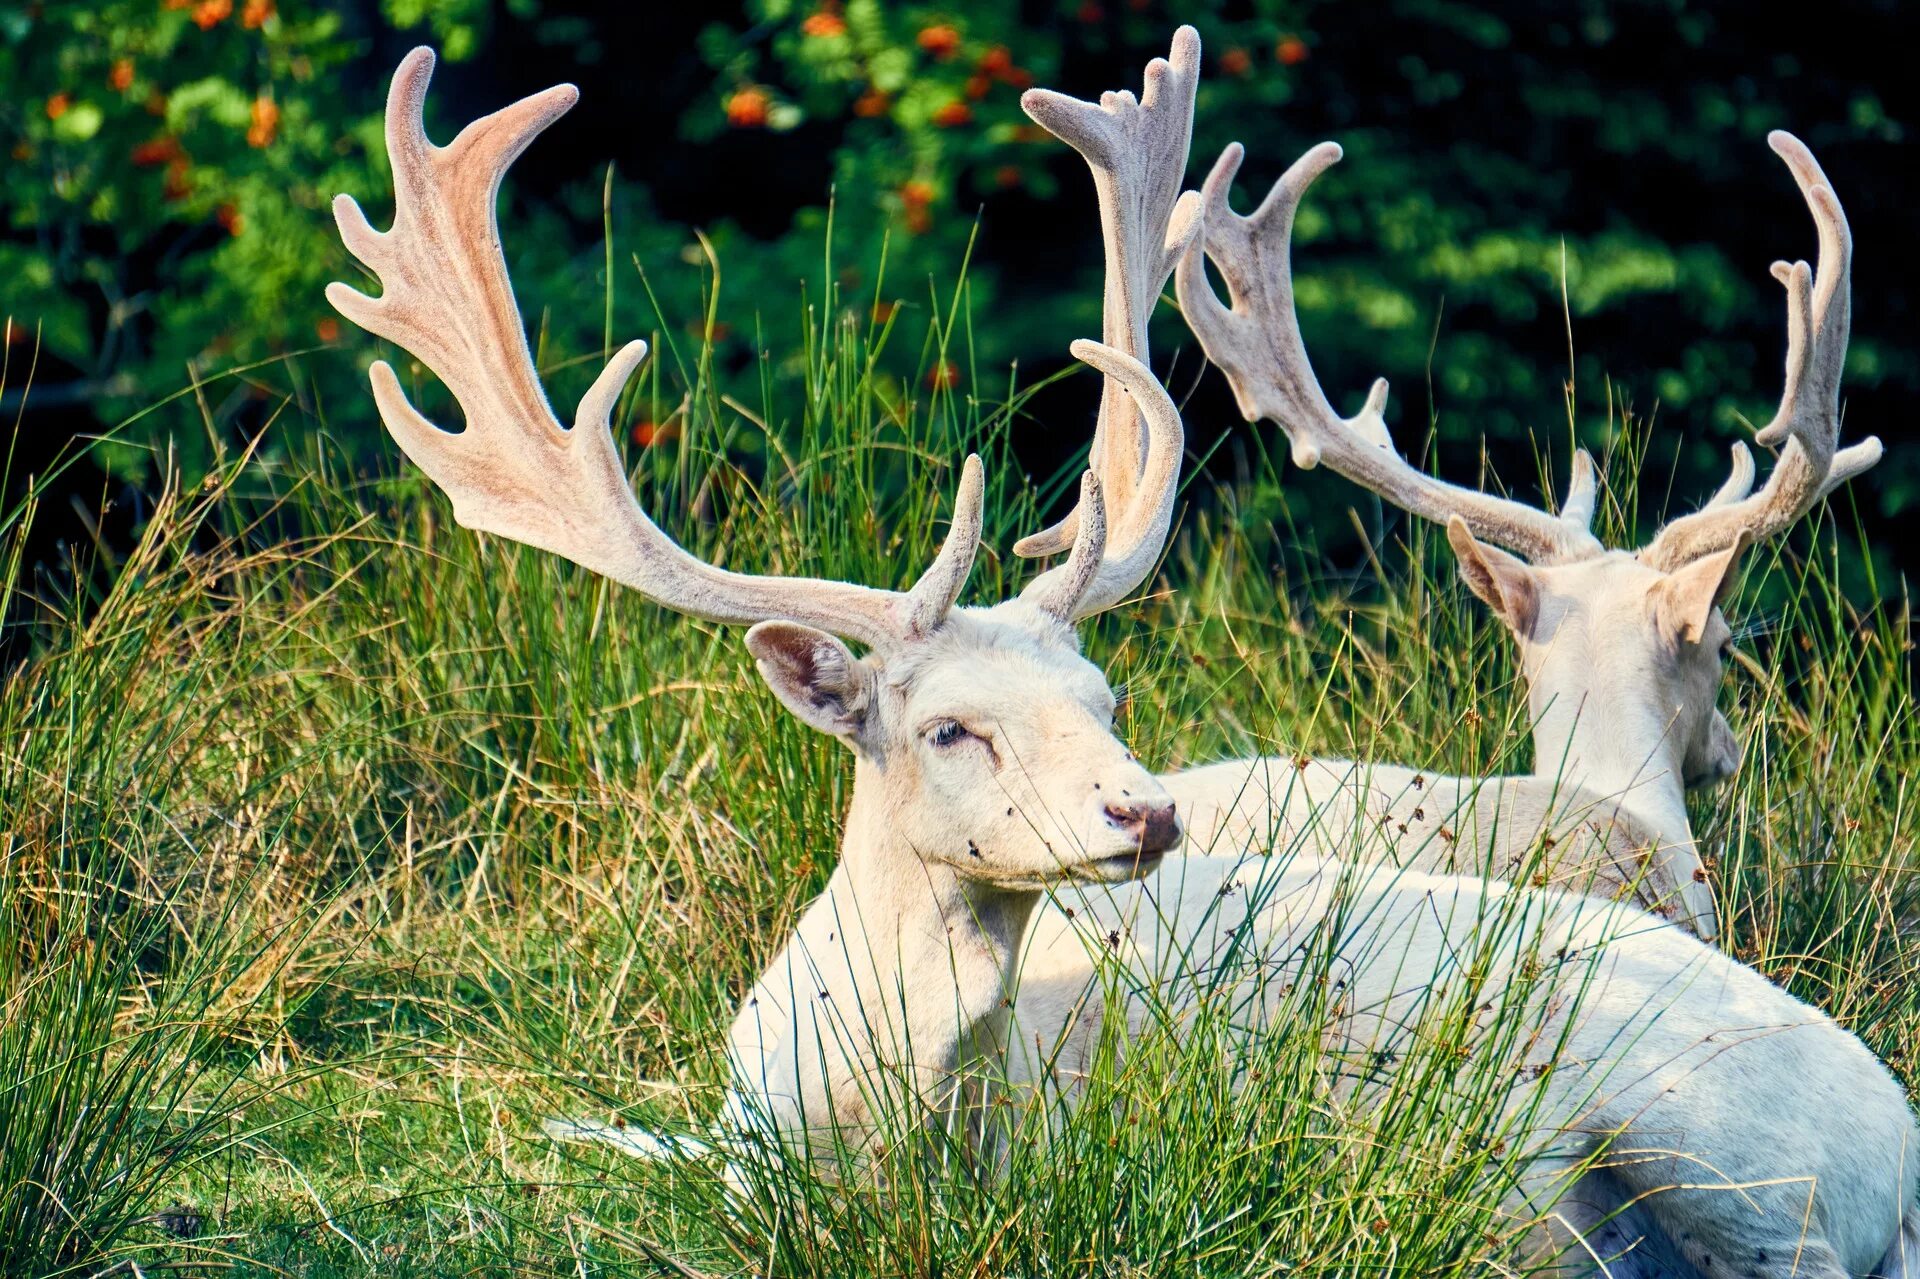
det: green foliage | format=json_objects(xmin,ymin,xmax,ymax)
[{"xmin": 7, "ymin": 2, "xmax": 1914, "ymax": 531}]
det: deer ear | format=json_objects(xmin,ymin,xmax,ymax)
[
  {"xmin": 745, "ymin": 622, "xmax": 873, "ymax": 741},
  {"xmin": 1447, "ymin": 517, "xmax": 1539, "ymax": 636},
  {"xmin": 1655, "ymin": 534, "xmax": 1749, "ymax": 647}
]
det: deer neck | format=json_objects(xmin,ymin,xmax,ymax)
[
  {"xmin": 737, "ymin": 768, "xmax": 1038, "ymax": 1136},
  {"xmin": 1526, "ymin": 683, "xmax": 1696, "ymax": 850}
]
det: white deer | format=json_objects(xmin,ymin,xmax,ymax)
[
  {"xmin": 327, "ymin": 44, "xmax": 1917, "ymax": 1279},
  {"xmin": 1167, "ymin": 120, "xmax": 1881, "ymax": 950}
]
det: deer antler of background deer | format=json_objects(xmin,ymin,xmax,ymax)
[
  {"xmin": 325, "ymin": 49, "xmax": 1186, "ymax": 653},
  {"xmin": 1011, "ymin": 25, "xmax": 1204, "ymax": 614},
  {"xmin": 1175, "ymin": 131, "xmax": 1881, "ymax": 572}
]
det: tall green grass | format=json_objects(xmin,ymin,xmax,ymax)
[{"xmin": 0, "ymin": 240, "xmax": 1911, "ymax": 1275}]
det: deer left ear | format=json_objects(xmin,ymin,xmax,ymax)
[
  {"xmin": 745, "ymin": 621, "xmax": 874, "ymax": 742},
  {"xmin": 1447, "ymin": 517, "xmax": 1540, "ymax": 637},
  {"xmin": 1655, "ymin": 533, "xmax": 1750, "ymax": 647}
]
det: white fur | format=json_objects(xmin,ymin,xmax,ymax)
[{"xmin": 673, "ymin": 599, "xmax": 1918, "ymax": 1277}]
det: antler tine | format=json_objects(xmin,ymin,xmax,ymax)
[
  {"xmin": 1024, "ymin": 471, "xmax": 1109, "ymax": 623},
  {"xmin": 1013, "ymin": 24, "xmax": 1201, "ymax": 563},
  {"xmin": 1704, "ymin": 442, "xmax": 1758, "ymax": 508},
  {"xmin": 1176, "ymin": 141, "xmax": 1604, "ymax": 566},
  {"xmin": 328, "ymin": 49, "xmax": 981, "ymax": 653},
  {"xmin": 1639, "ymin": 131, "xmax": 1880, "ymax": 572},
  {"xmin": 1019, "ymin": 340, "xmax": 1182, "ymax": 620},
  {"xmin": 905, "ymin": 455, "xmax": 986, "ymax": 636}
]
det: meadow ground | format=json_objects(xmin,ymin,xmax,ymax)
[{"xmin": 2, "ymin": 275, "xmax": 1914, "ymax": 1276}]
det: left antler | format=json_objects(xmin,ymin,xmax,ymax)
[{"xmin": 327, "ymin": 49, "xmax": 986, "ymax": 653}]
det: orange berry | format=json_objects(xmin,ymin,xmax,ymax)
[
  {"xmin": 109, "ymin": 59, "xmax": 135, "ymax": 93},
  {"xmin": 931, "ymin": 101, "xmax": 972, "ymax": 128},
  {"xmin": 871, "ymin": 300, "xmax": 900, "ymax": 324},
  {"xmin": 926, "ymin": 360, "xmax": 960, "ymax": 390},
  {"xmin": 44, "ymin": 93, "xmax": 70, "ymax": 120},
  {"xmin": 163, "ymin": 157, "xmax": 191, "ymax": 200},
  {"xmin": 853, "ymin": 88, "xmax": 890, "ymax": 117},
  {"xmin": 725, "ymin": 88, "xmax": 770, "ymax": 127},
  {"xmin": 192, "ymin": 0, "xmax": 232, "ymax": 29},
  {"xmin": 1276, "ymin": 35, "xmax": 1309, "ymax": 65},
  {"xmin": 800, "ymin": 10, "xmax": 846, "ymax": 37},
  {"xmin": 978, "ymin": 45, "xmax": 1013, "ymax": 75},
  {"xmin": 131, "ymin": 136, "xmax": 183, "ymax": 167},
  {"xmin": 216, "ymin": 202, "xmax": 243, "ymax": 235},
  {"xmin": 246, "ymin": 96, "xmax": 279, "ymax": 148},
  {"xmin": 630, "ymin": 420, "xmax": 680, "ymax": 447},
  {"xmin": 905, "ymin": 206, "xmax": 932, "ymax": 235},
  {"xmin": 1076, "ymin": 1, "xmax": 1104, "ymax": 23},
  {"xmin": 1219, "ymin": 47, "xmax": 1251, "ymax": 76},
  {"xmin": 900, "ymin": 180, "xmax": 935, "ymax": 208},
  {"xmin": 241, "ymin": 0, "xmax": 275, "ymax": 27},
  {"xmin": 964, "ymin": 73, "xmax": 991, "ymax": 101},
  {"xmin": 994, "ymin": 165, "xmax": 1022, "ymax": 189},
  {"xmin": 315, "ymin": 317, "xmax": 340, "ymax": 342},
  {"xmin": 916, "ymin": 24, "xmax": 961, "ymax": 59}
]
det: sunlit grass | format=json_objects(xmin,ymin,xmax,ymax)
[{"xmin": 0, "ymin": 237, "xmax": 1911, "ymax": 1276}]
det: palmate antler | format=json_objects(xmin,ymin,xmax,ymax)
[
  {"xmin": 1012, "ymin": 25, "xmax": 1204, "ymax": 615},
  {"xmin": 1176, "ymin": 131, "xmax": 1880, "ymax": 571},
  {"xmin": 329, "ymin": 50, "xmax": 1173, "ymax": 646},
  {"xmin": 1175, "ymin": 141, "xmax": 1602, "ymax": 566}
]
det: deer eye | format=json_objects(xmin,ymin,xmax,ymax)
[{"xmin": 928, "ymin": 720, "xmax": 970, "ymax": 749}]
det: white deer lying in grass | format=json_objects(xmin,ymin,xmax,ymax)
[
  {"xmin": 1006, "ymin": 37, "xmax": 1743, "ymax": 937},
  {"xmin": 327, "ymin": 43, "xmax": 1916, "ymax": 1278},
  {"xmin": 975, "ymin": 27, "xmax": 1719, "ymax": 935},
  {"xmin": 1164, "ymin": 119, "xmax": 1881, "ymax": 949}
]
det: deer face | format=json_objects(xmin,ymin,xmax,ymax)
[
  {"xmin": 745, "ymin": 604, "xmax": 1179, "ymax": 890},
  {"xmin": 1448, "ymin": 529, "xmax": 1744, "ymax": 793}
]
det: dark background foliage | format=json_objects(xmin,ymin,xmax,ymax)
[{"xmin": 3, "ymin": 0, "xmax": 1913, "ymax": 583}]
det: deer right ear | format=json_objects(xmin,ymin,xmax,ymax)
[
  {"xmin": 1447, "ymin": 517, "xmax": 1540, "ymax": 636},
  {"xmin": 746, "ymin": 622, "xmax": 874, "ymax": 742},
  {"xmin": 1653, "ymin": 533, "xmax": 1749, "ymax": 648}
]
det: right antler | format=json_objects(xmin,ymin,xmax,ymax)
[
  {"xmin": 327, "ymin": 49, "xmax": 993, "ymax": 653},
  {"xmin": 1175, "ymin": 142, "xmax": 1603, "ymax": 566},
  {"xmin": 1635, "ymin": 132, "xmax": 1881, "ymax": 572},
  {"xmin": 1012, "ymin": 26, "xmax": 1205, "ymax": 617},
  {"xmin": 1178, "ymin": 133, "xmax": 1881, "ymax": 572}
]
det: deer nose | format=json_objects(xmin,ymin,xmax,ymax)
[{"xmin": 1103, "ymin": 798, "xmax": 1182, "ymax": 854}]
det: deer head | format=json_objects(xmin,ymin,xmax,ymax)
[
  {"xmin": 326, "ymin": 47, "xmax": 1200, "ymax": 897},
  {"xmin": 1176, "ymin": 131, "xmax": 1878, "ymax": 821}
]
